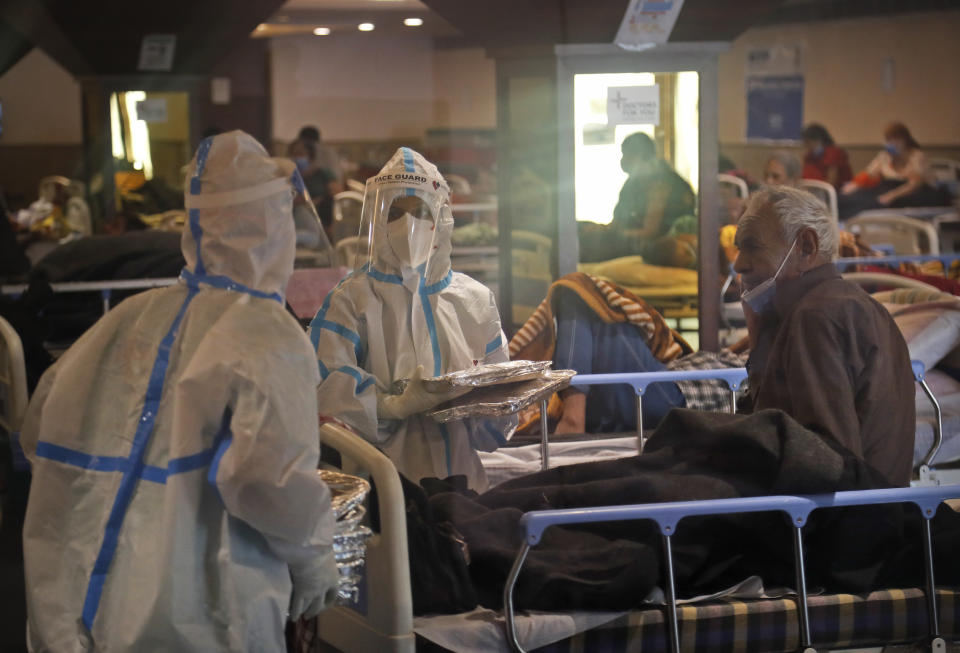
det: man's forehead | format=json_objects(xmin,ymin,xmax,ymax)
[{"xmin": 736, "ymin": 200, "xmax": 782, "ymax": 243}]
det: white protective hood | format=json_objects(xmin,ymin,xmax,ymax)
[
  {"xmin": 21, "ymin": 130, "xmax": 335, "ymax": 652},
  {"xmin": 181, "ymin": 130, "xmax": 297, "ymax": 300}
]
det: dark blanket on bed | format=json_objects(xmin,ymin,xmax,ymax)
[
  {"xmin": 30, "ymin": 232, "xmax": 185, "ymax": 341},
  {"xmin": 407, "ymin": 408, "xmax": 960, "ymax": 614}
]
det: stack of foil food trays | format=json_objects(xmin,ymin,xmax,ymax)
[
  {"xmin": 318, "ymin": 469, "xmax": 373, "ymax": 605},
  {"xmin": 423, "ymin": 364, "xmax": 577, "ymax": 423}
]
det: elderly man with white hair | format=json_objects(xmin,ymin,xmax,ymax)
[{"xmin": 734, "ymin": 186, "xmax": 915, "ymax": 486}]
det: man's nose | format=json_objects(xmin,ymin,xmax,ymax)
[{"xmin": 733, "ymin": 252, "xmax": 748, "ymax": 275}]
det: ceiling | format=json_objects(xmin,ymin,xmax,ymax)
[
  {"xmin": 2, "ymin": 0, "xmax": 957, "ymax": 79},
  {"xmin": 0, "ymin": 0, "xmax": 286, "ymax": 77},
  {"xmin": 254, "ymin": 0, "xmax": 457, "ymax": 39}
]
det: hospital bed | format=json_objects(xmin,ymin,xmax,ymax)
[
  {"xmin": 0, "ymin": 268, "xmax": 348, "ymax": 326},
  {"xmin": 315, "ymin": 365, "xmax": 956, "ymax": 653}
]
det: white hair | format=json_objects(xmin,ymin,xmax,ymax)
[
  {"xmin": 749, "ymin": 186, "xmax": 839, "ymax": 262},
  {"xmin": 766, "ymin": 150, "xmax": 802, "ymax": 183}
]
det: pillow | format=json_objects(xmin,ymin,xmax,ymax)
[
  {"xmin": 873, "ymin": 288, "xmax": 956, "ymax": 305},
  {"xmin": 579, "ymin": 256, "xmax": 698, "ymax": 288},
  {"xmin": 917, "ymin": 369, "xmax": 960, "ymax": 398},
  {"xmin": 892, "ymin": 305, "xmax": 960, "ymax": 370}
]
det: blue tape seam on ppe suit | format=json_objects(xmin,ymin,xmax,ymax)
[{"xmin": 31, "ymin": 136, "xmax": 285, "ymax": 631}]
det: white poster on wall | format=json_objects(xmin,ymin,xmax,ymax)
[
  {"xmin": 615, "ymin": 0, "xmax": 684, "ymax": 47},
  {"xmin": 607, "ymin": 85, "xmax": 660, "ymax": 125},
  {"xmin": 138, "ymin": 34, "xmax": 176, "ymax": 72},
  {"xmin": 135, "ymin": 98, "xmax": 168, "ymax": 123}
]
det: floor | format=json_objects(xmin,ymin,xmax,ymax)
[{"xmin": 0, "ymin": 469, "xmax": 28, "ymax": 653}]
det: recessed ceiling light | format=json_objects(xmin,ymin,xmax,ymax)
[
  {"xmin": 255, "ymin": 23, "xmax": 267, "ymax": 31},
  {"xmin": 313, "ymin": 27, "xmax": 331, "ymax": 36},
  {"xmin": 358, "ymin": 22, "xmax": 375, "ymax": 32},
  {"xmin": 403, "ymin": 17, "xmax": 423, "ymax": 27}
]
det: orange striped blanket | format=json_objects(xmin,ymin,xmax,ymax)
[{"xmin": 509, "ymin": 272, "xmax": 691, "ymax": 432}]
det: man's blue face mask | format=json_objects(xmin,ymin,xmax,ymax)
[
  {"xmin": 884, "ymin": 141, "xmax": 900, "ymax": 157},
  {"xmin": 741, "ymin": 237, "xmax": 799, "ymax": 313}
]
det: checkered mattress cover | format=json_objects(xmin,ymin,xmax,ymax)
[{"xmin": 530, "ymin": 588, "xmax": 959, "ymax": 653}]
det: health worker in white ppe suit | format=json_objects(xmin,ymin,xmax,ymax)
[
  {"xmin": 311, "ymin": 147, "xmax": 515, "ymax": 491},
  {"xmin": 21, "ymin": 130, "xmax": 338, "ymax": 652}
]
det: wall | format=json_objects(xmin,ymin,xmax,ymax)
[
  {"xmin": 0, "ymin": 48, "xmax": 82, "ymax": 145},
  {"xmin": 0, "ymin": 49, "xmax": 84, "ymax": 206},
  {"xmin": 432, "ymin": 47, "xmax": 496, "ymax": 129},
  {"xmin": 718, "ymin": 11, "xmax": 960, "ymax": 178},
  {"xmin": 269, "ymin": 35, "xmax": 496, "ymax": 145},
  {"xmin": 269, "ymin": 33, "xmax": 436, "ymax": 143}
]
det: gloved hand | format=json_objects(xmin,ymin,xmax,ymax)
[
  {"xmin": 377, "ymin": 365, "xmax": 471, "ymax": 420},
  {"xmin": 289, "ymin": 547, "xmax": 340, "ymax": 621}
]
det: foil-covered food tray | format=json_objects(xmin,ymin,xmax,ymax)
[
  {"xmin": 428, "ymin": 369, "xmax": 576, "ymax": 423},
  {"xmin": 392, "ymin": 360, "xmax": 553, "ymax": 395},
  {"xmin": 318, "ymin": 470, "xmax": 374, "ymax": 605},
  {"xmin": 319, "ymin": 469, "xmax": 371, "ymax": 520}
]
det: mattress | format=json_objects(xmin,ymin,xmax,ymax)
[
  {"xmin": 531, "ymin": 588, "xmax": 959, "ymax": 653},
  {"xmin": 416, "ymin": 589, "xmax": 960, "ymax": 653},
  {"xmin": 916, "ymin": 388, "xmax": 960, "ymax": 466}
]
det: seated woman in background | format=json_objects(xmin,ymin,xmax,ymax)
[
  {"xmin": 839, "ymin": 121, "xmax": 951, "ymax": 219},
  {"xmin": 763, "ymin": 150, "xmax": 802, "ymax": 187},
  {"xmin": 801, "ymin": 123, "xmax": 852, "ymax": 189},
  {"xmin": 579, "ymin": 133, "xmax": 696, "ymax": 264}
]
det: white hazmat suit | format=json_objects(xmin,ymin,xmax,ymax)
[
  {"xmin": 310, "ymin": 147, "xmax": 515, "ymax": 490},
  {"xmin": 21, "ymin": 131, "xmax": 337, "ymax": 652}
]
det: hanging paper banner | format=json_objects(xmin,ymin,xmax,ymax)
[{"xmin": 615, "ymin": 0, "xmax": 685, "ymax": 47}]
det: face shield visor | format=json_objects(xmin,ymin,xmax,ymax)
[
  {"xmin": 354, "ymin": 172, "xmax": 450, "ymax": 279},
  {"xmin": 291, "ymin": 168, "xmax": 334, "ymax": 266}
]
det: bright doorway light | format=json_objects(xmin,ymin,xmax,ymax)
[
  {"xmin": 313, "ymin": 27, "xmax": 331, "ymax": 35},
  {"xmin": 358, "ymin": 22, "xmax": 375, "ymax": 32},
  {"xmin": 573, "ymin": 72, "xmax": 654, "ymax": 224},
  {"xmin": 403, "ymin": 17, "xmax": 423, "ymax": 27}
]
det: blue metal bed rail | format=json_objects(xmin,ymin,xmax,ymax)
[
  {"xmin": 568, "ymin": 368, "xmax": 748, "ymax": 454},
  {"xmin": 504, "ymin": 484, "xmax": 960, "ymax": 653}
]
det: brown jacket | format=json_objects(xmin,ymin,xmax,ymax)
[{"xmin": 743, "ymin": 263, "xmax": 915, "ymax": 486}]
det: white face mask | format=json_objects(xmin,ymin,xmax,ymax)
[
  {"xmin": 386, "ymin": 213, "xmax": 434, "ymax": 269},
  {"xmin": 741, "ymin": 238, "xmax": 798, "ymax": 313}
]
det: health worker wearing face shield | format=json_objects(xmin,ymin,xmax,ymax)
[
  {"xmin": 21, "ymin": 131, "xmax": 338, "ymax": 652},
  {"xmin": 733, "ymin": 186, "xmax": 914, "ymax": 486},
  {"xmin": 310, "ymin": 147, "xmax": 515, "ymax": 491}
]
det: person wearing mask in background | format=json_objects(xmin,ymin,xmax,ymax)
[
  {"xmin": 579, "ymin": 132, "xmax": 695, "ymax": 263},
  {"xmin": 297, "ymin": 124, "xmax": 345, "ymax": 188},
  {"xmin": 734, "ymin": 186, "xmax": 914, "ymax": 486},
  {"xmin": 839, "ymin": 122, "xmax": 950, "ymax": 219},
  {"xmin": 288, "ymin": 137, "xmax": 336, "ymax": 234},
  {"xmin": 801, "ymin": 123, "xmax": 852, "ymax": 190},
  {"xmin": 21, "ymin": 131, "xmax": 338, "ymax": 651},
  {"xmin": 763, "ymin": 150, "xmax": 803, "ymax": 187},
  {"xmin": 310, "ymin": 147, "xmax": 515, "ymax": 491}
]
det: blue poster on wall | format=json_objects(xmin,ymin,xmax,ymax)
[{"xmin": 746, "ymin": 75, "xmax": 804, "ymax": 141}]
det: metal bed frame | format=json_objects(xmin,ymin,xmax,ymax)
[
  {"xmin": 317, "ymin": 364, "xmax": 949, "ymax": 653},
  {"xmin": 503, "ymin": 484, "xmax": 960, "ymax": 653},
  {"xmin": 1, "ymin": 278, "xmax": 178, "ymax": 314}
]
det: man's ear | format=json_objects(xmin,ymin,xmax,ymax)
[{"xmin": 798, "ymin": 227, "xmax": 820, "ymax": 264}]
